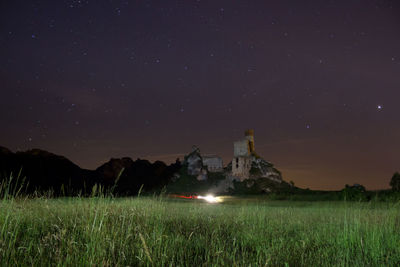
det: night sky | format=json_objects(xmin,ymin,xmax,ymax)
[{"xmin": 1, "ymin": 0, "xmax": 399, "ymax": 190}]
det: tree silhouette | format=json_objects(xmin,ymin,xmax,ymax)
[{"xmin": 390, "ymin": 172, "xmax": 400, "ymax": 191}]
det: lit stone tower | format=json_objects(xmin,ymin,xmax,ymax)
[{"xmin": 232, "ymin": 129, "xmax": 255, "ymax": 180}]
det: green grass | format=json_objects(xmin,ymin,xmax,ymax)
[{"xmin": 0, "ymin": 196, "xmax": 399, "ymax": 266}]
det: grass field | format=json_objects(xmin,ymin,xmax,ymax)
[{"xmin": 0, "ymin": 196, "xmax": 399, "ymax": 266}]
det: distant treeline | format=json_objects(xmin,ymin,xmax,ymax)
[
  {"xmin": 235, "ymin": 188, "xmax": 400, "ymax": 202},
  {"xmin": 0, "ymin": 146, "xmax": 181, "ymax": 197}
]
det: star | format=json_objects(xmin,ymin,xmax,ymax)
[{"xmin": 377, "ymin": 105, "xmax": 383, "ymax": 111}]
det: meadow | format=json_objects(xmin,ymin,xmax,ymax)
[{"xmin": 0, "ymin": 195, "xmax": 399, "ymax": 267}]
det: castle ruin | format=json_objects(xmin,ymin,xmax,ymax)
[
  {"xmin": 202, "ymin": 155, "xmax": 223, "ymax": 172},
  {"xmin": 182, "ymin": 129, "xmax": 282, "ymax": 186}
]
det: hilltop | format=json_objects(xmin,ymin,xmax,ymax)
[{"xmin": 167, "ymin": 147, "xmax": 294, "ymax": 195}]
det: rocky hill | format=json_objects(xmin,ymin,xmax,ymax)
[
  {"xmin": 95, "ymin": 157, "xmax": 180, "ymax": 194},
  {"xmin": 167, "ymin": 148, "xmax": 293, "ymax": 195}
]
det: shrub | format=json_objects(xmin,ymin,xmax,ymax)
[{"xmin": 341, "ymin": 184, "xmax": 367, "ymax": 201}]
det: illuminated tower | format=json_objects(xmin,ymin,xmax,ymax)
[
  {"xmin": 232, "ymin": 129, "xmax": 255, "ymax": 180},
  {"xmin": 245, "ymin": 129, "xmax": 255, "ymax": 154}
]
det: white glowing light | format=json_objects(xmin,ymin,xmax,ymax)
[{"xmin": 198, "ymin": 194, "xmax": 219, "ymax": 203}]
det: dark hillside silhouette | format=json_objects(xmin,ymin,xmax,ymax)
[
  {"xmin": 0, "ymin": 146, "xmax": 181, "ymax": 196},
  {"xmin": 95, "ymin": 158, "xmax": 181, "ymax": 195}
]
